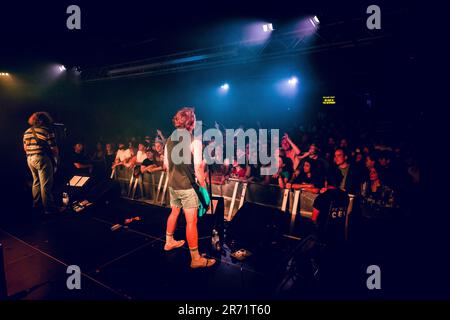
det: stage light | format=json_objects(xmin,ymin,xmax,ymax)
[
  {"xmin": 277, "ymin": 76, "xmax": 299, "ymax": 97},
  {"xmin": 0, "ymin": 72, "xmax": 10, "ymax": 76},
  {"xmin": 295, "ymin": 16, "xmax": 320, "ymax": 36},
  {"xmin": 288, "ymin": 76, "xmax": 298, "ymax": 86},
  {"xmin": 244, "ymin": 21, "xmax": 273, "ymax": 44},
  {"xmin": 262, "ymin": 23, "xmax": 274, "ymax": 32},
  {"xmin": 59, "ymin": 65, "xmax": 66, "ymax": 72},
  {"xmin": 309, "ymin": 15, "xmax": 320, "ymax": 28},
  {"xmin": 218, "ymin": 82, "xmax": 230, "ymax": 95}
]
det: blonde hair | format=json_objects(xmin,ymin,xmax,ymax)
[{"xmin": 172, "ymin": 107, "xmax": 196, "ymax": 132}]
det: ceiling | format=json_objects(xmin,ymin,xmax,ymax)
[{"xmin": 0, "ymin": 0, "xmax": 416, "ymax": 72}]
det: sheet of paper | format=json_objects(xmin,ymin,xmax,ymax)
[
  {"xmin": 69, "ymin": 176, "xmax": 82, "ymax": 186},
  {"xmin": 77, "ymin": 176, "xmax": 90, "ymax": 186}
]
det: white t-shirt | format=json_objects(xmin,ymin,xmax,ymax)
[
  {"xmin": 136, "ymin": 150, "xmax": 147, "ymax": 164},
  {"xmin": 115, "ymin": 149, "xmax": 132, "ymax": 162}
]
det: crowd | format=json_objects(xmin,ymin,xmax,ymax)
[
  {"xmin": 63, "ymin": 130, "xmax": 166, "ymax": 179},
  {"xmin": 61, "ymin": 122, "xmax": 420, "ymax": 212}
]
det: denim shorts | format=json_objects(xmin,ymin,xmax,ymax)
[{"xmin": 169, "ymin": 187, "xmax": 199, "ymax": 209}]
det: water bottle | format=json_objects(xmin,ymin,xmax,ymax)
[
  {"xmin": 361, "ymin": 182, "xmax": 367, "ymax": 197},
  {"xmin": 211, "ymin": 229, "xmax": 221, "ymax": 251},
  {"xmin": 62, "ymin": 192, "xmax": 69, "ymax": 206}
]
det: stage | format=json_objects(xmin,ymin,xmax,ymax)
[
  {"xmin": 0, "ymin": 198, "xmax": 307, "ymax": 300},
  {"xmin": 0, "ymin": 195, "xmax": 422, "ymax": 300}
]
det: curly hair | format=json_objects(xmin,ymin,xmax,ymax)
[
  {"xmin": 172, "ymin": 107, "xmax": 196, "ymax": 132},
  {"xmin": 28, "ymin": 111, "xmax": 53, "ymax": 127}
]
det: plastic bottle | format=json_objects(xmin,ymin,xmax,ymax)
[
  {"xmin": 211, "ymin": 229, "xmax": 221, "ymax": 251},
  {"xmin": 62, "ymin": 192, "xmax": 69, "ymax": 206}
]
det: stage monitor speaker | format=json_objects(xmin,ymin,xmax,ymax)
[
  {"xmin": 62, "ymin": 176, "xmax": 120, "ymax": 205},
  {"xmin": 86, "ymin": 178, "xmax": 121, "ymax": 204},
  {"xmin": 62, "ymin": 175, "xmax": 93, "ymax": 202},
  {"xmin": 226, "ymin": 202, "xmax": 285, "ymax": 253}
]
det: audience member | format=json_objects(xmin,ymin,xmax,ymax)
[
  {"xmin": 287, "ymin": 158, "xmax": 324, "ymax": 193},
  {"xmin": 281, "ymin": 133, "xmax": 307, "ymax": 172},
  {"xmin": 71, "ymin": 142, "xmax": 93, "ymax": 176},
  {"xmin": 136, "ymin": 142, "xmax": 148, "ymax": 165},
  {"xmin": 140, "ymin": 149, "xmax": 163, "ymax": 174},
  {"xmin": 112, "ymin": 142, "xmax": 132, "ymax": 169},
  {"xmin": 105, "ymin": 143, "xmax": 116, "ymax": 176},
  {"xmin": 333, "ymin": 148, "xmax": 362, "ymax": 195},
  {"xmin": 91, "ymin": 142, "xmax": 105, "ymax": 175}
]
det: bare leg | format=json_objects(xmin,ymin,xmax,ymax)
[
  {"xmin": 184, "ymin": 207, "xmax": 199, "ymax": 258},
  {"xmin": 164, "ymin": 206, "xmax": 185, "ymax": 251},
  {"xmin": 184, "ymin": 207, "xmax": 216, "ymax": 268}
]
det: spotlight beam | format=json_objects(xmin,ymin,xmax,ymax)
[
  {"xmin": 262, "ymin": 23, "xmax": 274, "ymax": 32},
  {"xmin": 220, "ymin": 83, "xmax": 229, "ymax": 92},
  {"xmin": 83, "ymin": 14, "xmax": 393, "ymax": 82},
  {"xmin": 288, "ymin": 76, "xmax": 298, "ymax": 86}
]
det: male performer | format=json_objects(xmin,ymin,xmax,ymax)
[
  {"xmin": 163, "ymin": 107, "xmax": 216, "ymax": 268},
  {"xmin": 23, "ymin": 112, "xmax": 59, "ymax": 214}
]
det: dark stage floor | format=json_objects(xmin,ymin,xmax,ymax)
[{"xmin": 0, "ymin": 196, "xmax": 431, "ymax": 300}]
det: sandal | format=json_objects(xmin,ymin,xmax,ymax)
[
  {"xmin": 190, "ymin": 254, "xmax": 216, "ymax": 269},
  {"xmin": 164, "ymin": 240, "xmax": 185, "ymax": 251}
]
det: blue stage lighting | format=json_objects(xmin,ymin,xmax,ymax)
[{"xmin": 288, "ymin": 76, "xmax": 298, "ymax": 86}]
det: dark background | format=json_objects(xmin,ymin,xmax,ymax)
[
  {"xmin": 0, "ymin": 0, "xmax": 420, "ymax": 135},
  {"xmin": 0, "ymin": 1, "xmax": 421, "ymax": 209},
  {"xmin": 0, "ymin": 0, "xmax": 444, "ymax": 300}
]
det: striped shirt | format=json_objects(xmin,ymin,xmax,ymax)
[{"xmin": 23, "ymin": 126, "xmax": 56, "ymax": 156}]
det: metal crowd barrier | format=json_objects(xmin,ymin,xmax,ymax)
[
  {"xmin": 112, "ymin": 168, "xmax": 356, "ymax": 238},
  {"xmin": 112, "ymin": 168, "xmax": 338, "ymax": 219},
  {"xmin": 112, "ymin": 167, "xmax": 169, "ymax": 205}
]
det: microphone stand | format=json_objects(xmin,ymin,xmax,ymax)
[{"xmin": 207, "ymin": 163, "xmax": 214, "ymax": 214}]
